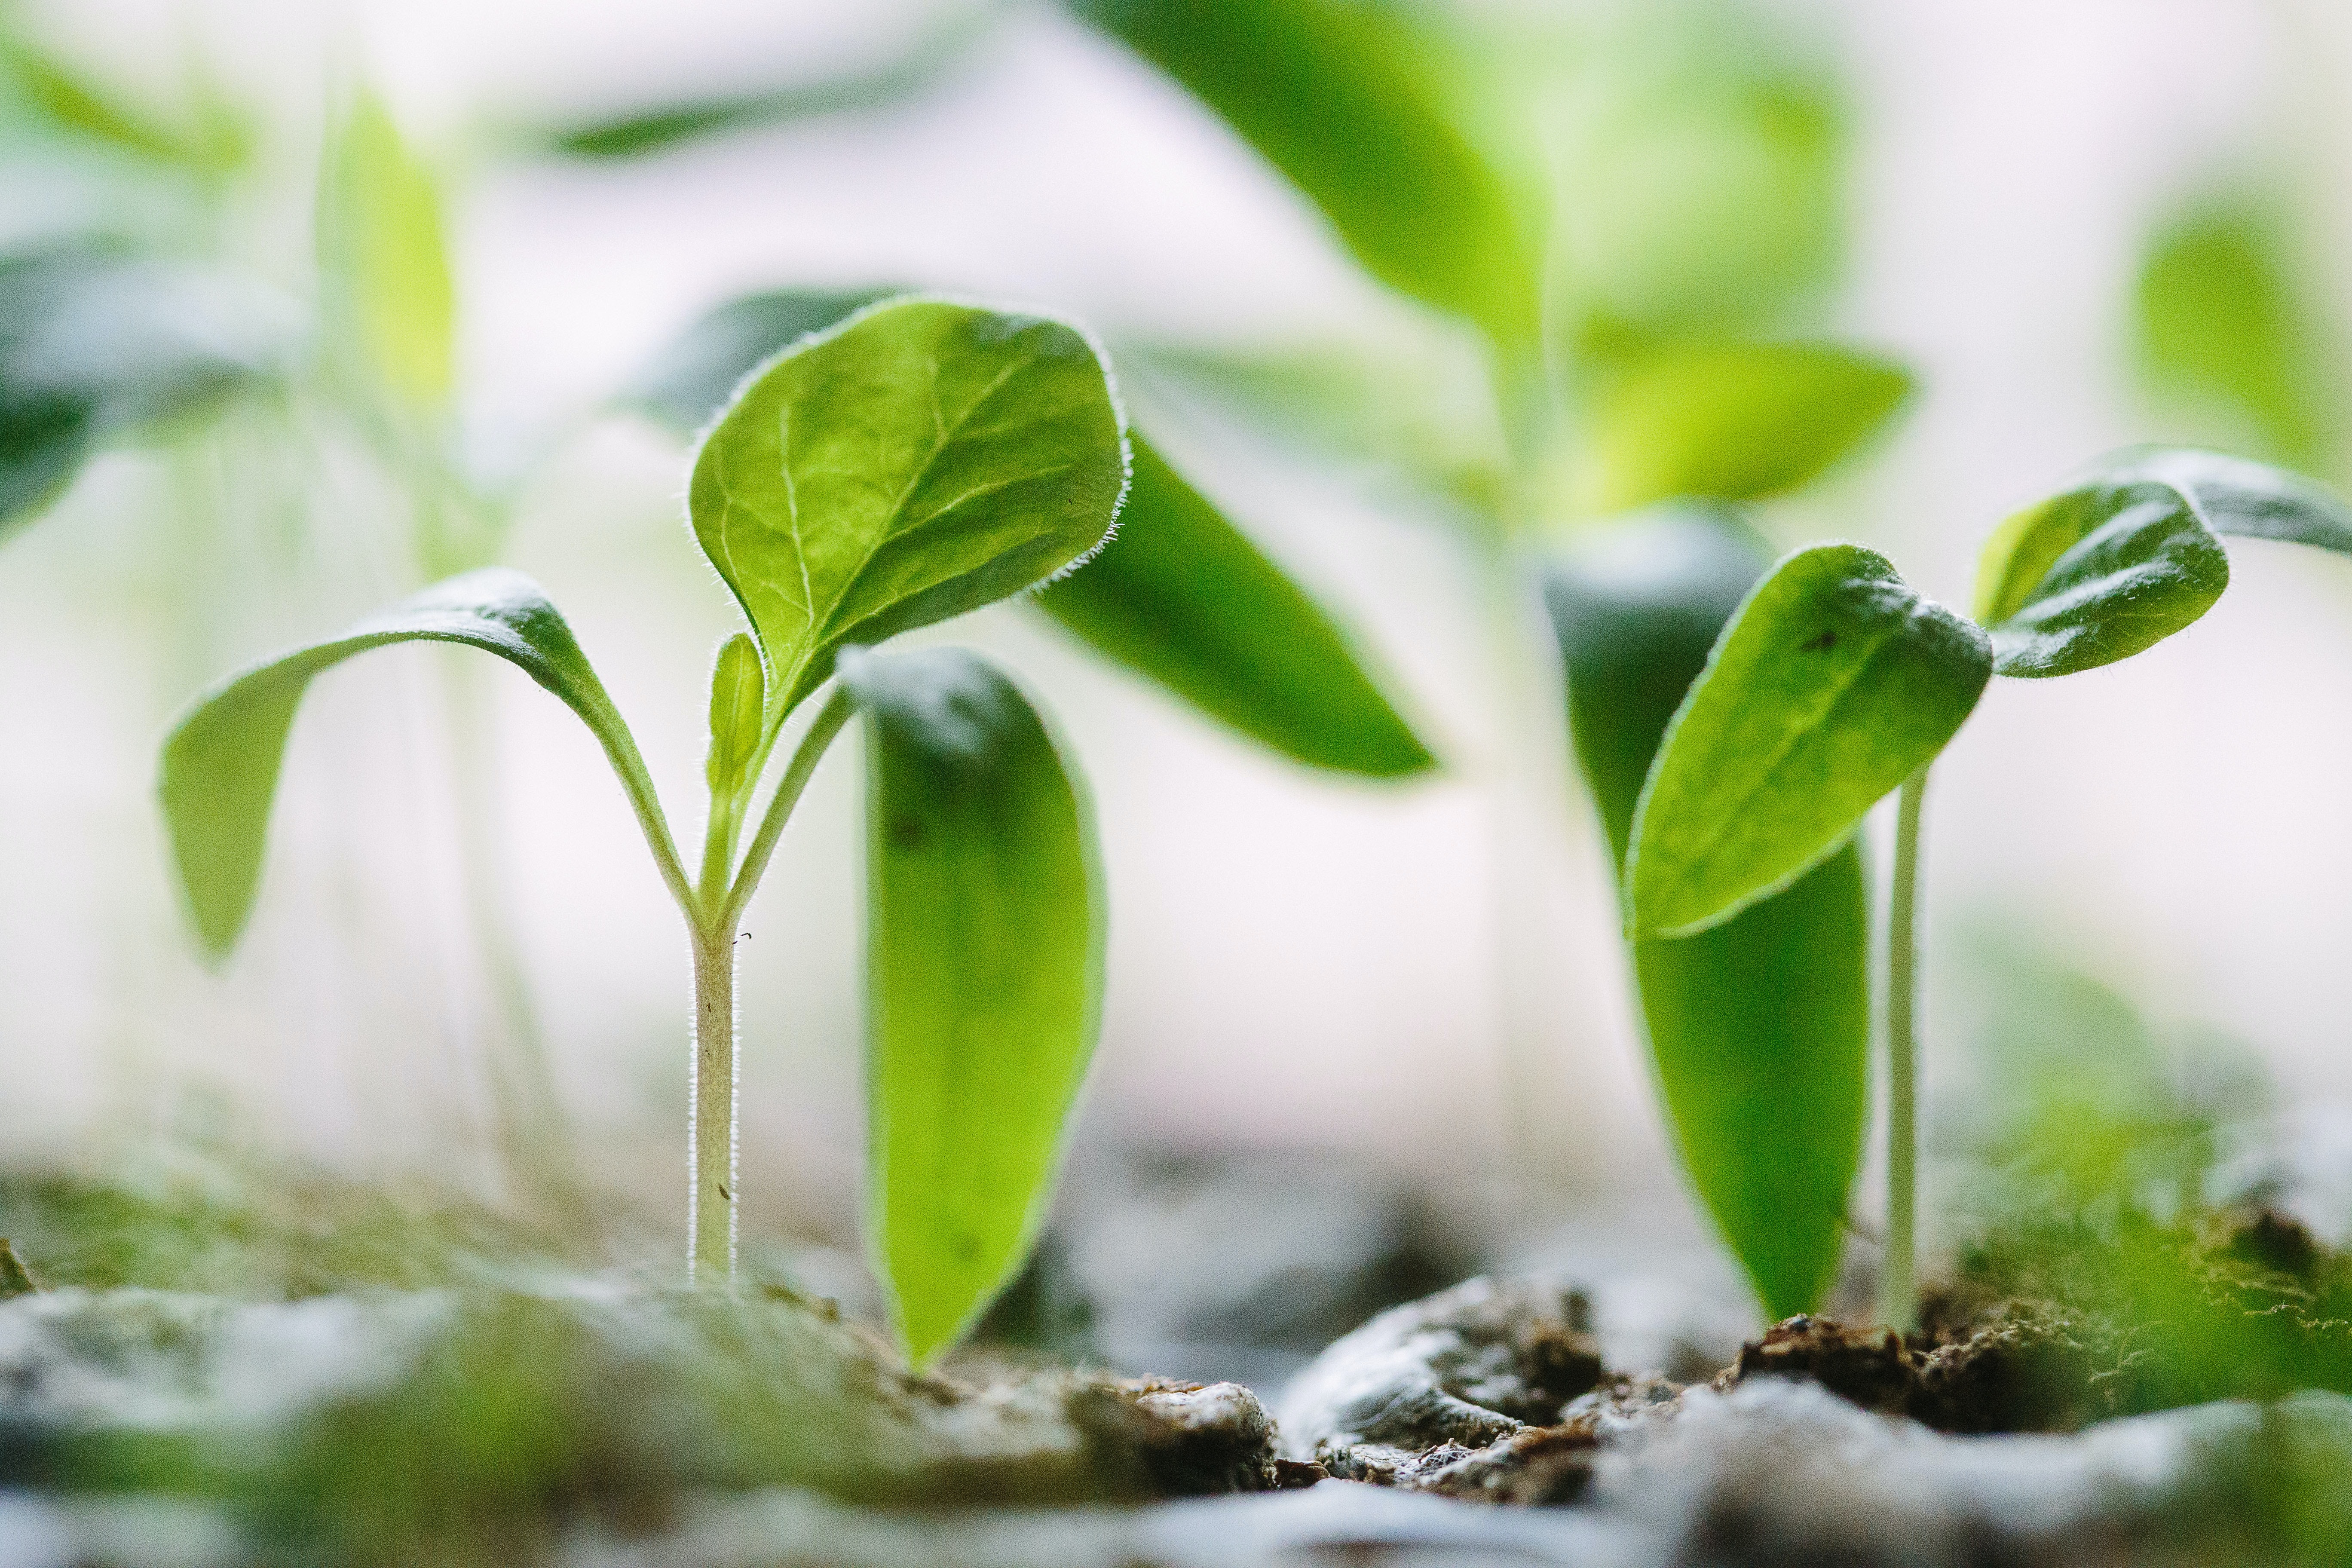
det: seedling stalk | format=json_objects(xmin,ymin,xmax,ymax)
[{"xmin": 1881, "ymin": 765, "xmax": 1927, "ymax": 1332}]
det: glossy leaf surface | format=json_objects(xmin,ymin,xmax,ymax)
[
  {"xmin": 1629, "ymin": 544, "xmax": 1989, "ymax": 938},
  {"xmin": 690, "ymin": 300, "xmax": 1127, "ymax": 723},
  {"xmin": 320, "ymin": 92, "xmax": 455, "ymax": 405},
  {"xmin": 161, "ymin": 570, "xmax": 668, "ymax": 958},
  {"xmin": 840, "ymin": 646, "xmax": 1101, "ymax": 1367},
  {"xmin": 2100, "ymin": 446, "xmax": 2352, "ymax": 557},
  {"xmin": 2135, "ymin": 198, "xmax": 2342, "ymax": 472},
  {"xmin": 1580, "ymin": 341, "xmax": 1911, "ymax": 514},
  {"xmin": 1071, "ymin": 0, "xmax": 1535, "ymax": 345},
  {"xmin": 1974, "ymin": 469, "xmax": 2232, "ymax": 679},
  {"xmin": 627, "ymin": 288, "xmax": 894, "ymax": 432},
  {"xmin": 1546, "ymin": 510, "xmax": 1867, "ymax": 1318},
  {"xmin": 1, "ymin": 246, "xmax": 278, "ymax": 533},
  {"xmin": 1039, "ymin": 439, "xmax": 1433, "ymax": 777}
]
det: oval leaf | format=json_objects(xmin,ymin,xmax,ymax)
[
  {"xmin": 689, "ymin": 299, "xmax": 1127, "ymax": 723},
  {"xmin": 1547, "ymin": 510, "xmax": 1867, "ymax": 1318},
  {"xmin": 161, "ymin": 569, "xmax": 672, "ymax": 958},
  {"xmin": 704, "ymin": 632, "xmax": 766, "ymax": 803},
  {"xmin": 1580, "ymin": 341, "xmax": 1912, "ymax": 515},
  {"xmin": 1072, "ymin": 0, "xmax": 1537, "ymax": 346},
  {"xmin": 1629, "ymin": 543, "xmax": 1990, "ymax": 939},
  {"xmin": 1973, "ymin": 474, "xmax": 2231, "ymax": 679},
  {"xmin": 1039, "ymin": 438, "xmax": 1434, "ymax": 777},
  {"xmin": 839, "ymin": 646, "xmax": 1102, "ymax": 1367}
]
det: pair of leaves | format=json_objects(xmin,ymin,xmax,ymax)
[
  {"xmin": 1547, "ymin": 510, "xmax": 1868, "ymax": 1317},
  {"xmin": 1628, "ymin": 448, "xmax": 2352, "ymax": 943},
  {"xmin": 1, "ymin": 245, "xmax": 281, "ymax": 536},
  {"xmin": 637, "ymin": 288, "xmax": 1434, "ymax": 777},
  {"xmin": 162, "ymin": 300, "xmax": 1126, "ymax": 1365}
]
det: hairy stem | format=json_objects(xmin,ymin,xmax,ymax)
[
  {"xmin": 687, "ymin": 923, "xmax": 738, "ymax": 1283},
  {"xmin": 1881, "ymin": 765, "xmax": 1929, "ymax": 1332}
]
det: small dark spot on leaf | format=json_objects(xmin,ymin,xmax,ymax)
[
  {"xmin": 1800, "ymin": 630, "xmax": 1838, "ymax": 652},
  {"xmin": 717, "ymin": 1184, "xmax": 732, "ymax": 1201},
  {"xmin": 889, "ymin": 815, "xmax": 926, "ymax": 850}
]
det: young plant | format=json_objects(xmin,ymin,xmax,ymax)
[
  {"xmin": 1623, "ymin": 446, "xmax": 2352, "ymax": 1329},
  {"xmin": 159, "ymin": 298, "xmax": 1128, "ymax": 1364}
]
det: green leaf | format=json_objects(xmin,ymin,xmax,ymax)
[
  {"xmin": 1629, "ymin": 543, "xmax": 1989, "ymax": 938},
  {"xmin": 160, "ymin": 569, "xmax": 677, "ymax": 958},
  {"xmin": 1070, "ymin": 0, "xmax": 1536, "ymax": 346},
  {"xmin": 1038, "ymin": 438, "xmax": 1433, "ymax": 777},
  {"xmin": 1578, "ymin": 341, "xmax": 1911, "ymax": 515},
  {"xmin": 2096, "ymin": 446, "xmax": 2352, "ymax": 557},
  {"xmin": 2135, "ymin": 197, "xmax": 2343, "ymax": 472},
  {"xmin": 704, "ymin": 632, "xmax": 766, "ymax": 803},
  {"xmin": 839, "ymin": 646, "xmax": 1101, "ymax": 1367},
  {"xmin": 626, "ymin": 288, "xmax": 893, "ymax": 432},
  {"xmin": 1546, "ymin": 509, "xmax": 1866, "ymax": 1318},
  {"xmin": 542, "ymin": 7, "xmax": 1001, "ymax": 159},
  {"xmin": 689, "ymin": 298, "xmax": 1127, "ymax": 723},
  {"xmin": 0, "ymin": 30, "xmax": 248, "ymax": 172},
  {"xmin": 1, "ymin": 245, "xmax": 280, "ymax": 535},
  {"xmin": 320, "ymin": 91, "xmax": 456, "ymax": 406},
  {"xmin": 1973, "ymin": 471, "xmax": 2233, "ymax": 679}
]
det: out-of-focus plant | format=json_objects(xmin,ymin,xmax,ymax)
[
  {"xmin": 1626, "ymin": 446, "xmax": 2352, "ymax": 1328},
  {"xmin": 162, "ymin": 299, "xmax": 1126, "ymax": 1364},
  {"xmin": 2135, "ymin": 191, "xmax": 2346, "ymax": 482}
]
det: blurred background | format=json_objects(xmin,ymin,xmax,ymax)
[{"xmin": 7, "ymin": 0, "xmax": 2352, "ymax": 1362}]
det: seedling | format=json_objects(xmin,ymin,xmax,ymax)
[
  {"xmin": 1624, "ymin": 446, "xmax": 2352, "ymax": 1328},
  {"xmin": 160, "ymin": 298, "xmax": 1129, "ymax": 1365}
]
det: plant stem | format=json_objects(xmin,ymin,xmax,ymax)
[
  {"xmin": 688, "ymin": 922, "xmax": 738, "ymax": 1283},
  {"xmin": 681, "ymin": 684, "xmax": 859, "ymax": 1286},
  {"xmin": 1880, "ymin": 765, "xmax": 1929, "ymax": 1333}
]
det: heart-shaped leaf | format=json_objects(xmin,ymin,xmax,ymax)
[
  {"xmin": 838, "ymin": 646, "xmax": 1101, "ymax": 1367},
  {"xmin": 2, "ymin": 245, "xmax": 280, "ymax": 534},
  {"xmin": 1070, "ymin": 0, "xmax": 1536, "ymax": 346},
  {"xmin": 1629, "ymin": 543, "xmax": 1989, "ymax": 939},
  {"xmin": 1039, "ymin": 438, "xmax": 1434, "ymax": 777},
  {"xmin": 1579, "ymin": 341, "xmax": 1911, "ymax": 515},
  {"xmin": 1974, "ymin": 471, "xmax": 2232, "ymax": 678},
  {"xmin": 1547, "ymin": 509, "xmax": 1867, "ymax": 1319},
  {"xmin": 161, "ymin": 569, "xmax": 677, "ymax": 958},
  {"xmin": 689, "ymin": 299, "xmax": 1127, "ymax": 725}
]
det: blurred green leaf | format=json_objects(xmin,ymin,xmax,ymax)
[
  {"xmin": 160, "ymin": 569, "xmax": 673, "ymax": 959},
  {"xmin": 320, "ymin": 91, "xmax": 455, "ymax": 406},
  {"xmin": 1975, "ymin": 469, "xmax": 2232, "ymax": 679},
  {"xmin": 1547, "ymin": 508, "xmax": 1867, "ymax": 1317},
  {"xmin": 839, "ymin": 646, "xmax": 1101, "ymax": 1367},
  {"xmin": 689, "ymin": 299, "xmax": 1127, "ymax": 724},
  {"xmin": 0, "ymin": 29, "xmax": 250, "ymax": 172},
  {"xmin": 1119, "ymin": 336, "xmax": 1509, "ymax": 515},
  {"xmin": 1551, "ymin": 14, "xmax": 1844, "ymax": 352},
  {"xmin": 628, "ymin": 288, "xmax": 896, "ymax": 431},
  {"xmin": 1629, "ymin": 543, "xmax": 1988, "ymax": 938},
  {"xmin": 1071, "ymin": 0, "xmax": 1537, "ymax": 346},
  {"xmin": 1579, "ymin": 340, "xmax": 1911, "ymax": 513},
  {"xmin": 542, "ymin": 7, "xmax": 1001, "ymax": 159},
  {"xmin": 2135, "ymin": 197, "xmax": 2343, "ymax": 474},
  {"xmin": 0, "ymin": 244, "xmax": 279, "ymax": 535},
  {"xmin": 2101, "ymin": 445, "xmax": 2352, "ymax": 557},
  {"xmin": 1040, "ymin": 438, "xmax": 1434, "ymax": 777}
]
